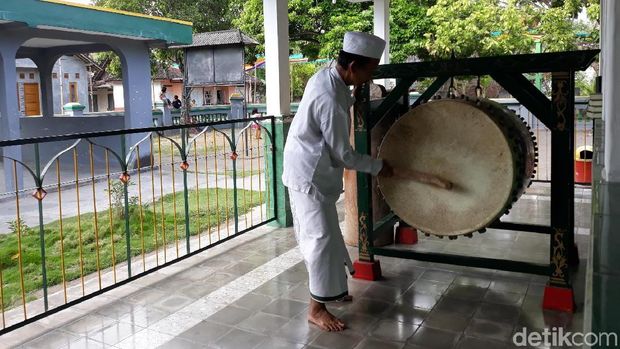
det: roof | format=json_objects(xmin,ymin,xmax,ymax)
[
  {"xmin": 152, "ymin": 65, "xmax": 183, "ymax": 80},
  {"xmin": 0, "ymin": 0, "xmax": 193, "ymax": 46},
  {"xmin": 101, "ymin": 64, "xmax": 183, "ymax": 82},
  {"xmin": 174, "ymin": 30, "xmax": 259, "ymax": 49}
]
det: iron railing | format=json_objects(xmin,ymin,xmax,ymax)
[
  {"xmin": 501, "ymin": 97, "xmax": 592, "ymax": 184},
  {"xmin": 0, "ymin": 116, "xmax": 276, "ymax": 334}
]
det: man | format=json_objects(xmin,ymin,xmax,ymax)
[
  {"xmin": 172, "ymin": 95, "xmax": 182, "ymax": 110},
  {"xmin": 159, "ymin": 86, "xmax": 171, "ymax": 108},
  {"xmin": 284, "ymin": 31, "xmax": 452, "ymax": 332},
  {"xmin": 282, "ymin": 32, "xmax": 393, "ymax": 332}
]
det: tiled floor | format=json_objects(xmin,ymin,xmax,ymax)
[{"xmin": 2, "ymin": 188, "xmax": 590, "ymax": 349}]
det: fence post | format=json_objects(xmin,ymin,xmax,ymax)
[
  {"xmin": 121, "ymin": 135, "xmax": 132, "ymax": 277},
  {"xmin": 181, "ymin": 128, "xmax": 191, "ymax": 254},
  {"xmin": 266, "ymin": 116, "xmax": 292, "ymax": 227},
  {"xmin": 231, "ymin": 123, "xmax": 239, "ymax": 234},
  {"xmin": 34, "ymin": 144, "xmax": 49, "ymax": 311}
]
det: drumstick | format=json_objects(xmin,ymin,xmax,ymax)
[{"xmin": 395, "ymin": 168, "xmax": 453, "ymax": 190}]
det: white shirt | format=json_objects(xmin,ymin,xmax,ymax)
[{"xmin": 282, "ymin": 67, "xmax": 383, "ymax": 199}]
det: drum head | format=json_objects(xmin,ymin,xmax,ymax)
[{"xmin": 378, "ymin": 99, "xmax": 514, "ymax": 236}]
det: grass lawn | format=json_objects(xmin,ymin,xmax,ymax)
[
  {"xmin": 0, "ymin": 187, "xmax": 265, "ymax": 311},
  {"xmin": 187, "ymin": 169, "xmax": 264, "ymax": 179}
]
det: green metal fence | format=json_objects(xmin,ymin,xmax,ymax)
[{"xmin": 0, "ymin": 116, "xmax": 276, "ymax": 334}]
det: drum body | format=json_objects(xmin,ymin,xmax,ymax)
[{"xmin": 378, "ymin": 98, "xmax": 537, "ymax": 237}]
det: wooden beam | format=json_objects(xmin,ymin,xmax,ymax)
[
  {"xmin": 369, "ymin": 78, "xmax": 414, "ymax": 129},
  {"xmin": 411, "ymin": 76, "xmax": 449, "ymax": 108},
  {"xmin": 491, "ymin": 72, "xmax": 554, "ymax": 128},
  {"xmin": 374, "ymin": 50, "xmax": 599, "ymax": 79}
]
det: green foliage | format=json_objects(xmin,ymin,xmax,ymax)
[
  {"xmin": 291, "ymin": 63, "xmax": 321, "ymax": 102},
  {"xmin": 234, "ymin": 0, "xmax": 375, "ymax": 61},
  {"xmin": 316, "ymin": 3, "xmax": 373, "ymax": 60},
  {"xmin": 390, "ymin": 0, "xmax": 435, "ymax": 62},
  {"xmin": 233, "ymin": 0, "xmax": 265, "ymax": 63},
  {"xmin": 422, "ymin": 0, "xmax": 599, "ymax": 58},
  {"xmin": 234, "ymin": 0, "xmax": 429, "ymax": 63},
  {"xmin": 104, "ymin": 181, "xmax": 139, "ymax": 218},
  {"xmin": 575, "ymin": 71, "xmax": 595, "ymax": 96},
  {"xmin": 94, "ymin": 0, "xmax": 239, "ymax": 74},
  {"xmin": 94, "ymin": 0, "xmax": 600, "ymax": 100},
  {"xmin": 424, "ymin": 0, "xmax": 534, "ymax": 58},
  {"xmin": 94, "ymin": 0, "xmax": 233, "ymax": 32},
  {"xmin": 93, "ymin": 52, "xmax": 122, "ymax": 79},
  {"xmin": 538, "ymin": 5, "xmax": 577, "ymax": 51}
]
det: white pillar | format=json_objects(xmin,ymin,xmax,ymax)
[
  {"xmin": 263, "ymin": 0, "xmax": 290, "ymax": 116},
  {"xmin": 373, "ymin": 0, "xmax": 391, "ymax": 89},
  {"xmin": 373, "ymin": 0, "xmax": 390, "ymax": 65},
  {"xmin": 0, "ymin": 33, "xmax": 26, "ymax": 190},
  {"xmin": 601, "ymin": 0, "xmax": 620, "ymax": 182}
]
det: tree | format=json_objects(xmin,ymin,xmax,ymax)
[
  {"xmin": 423, "ymin": 0, "xmax": 599, "ymax": 57},
  {"xmin": 233, "ymin": 0, "xmax": 265, "ymax": 63},
  {"xmin": 291, "ymin": 63, "xmax": 323, "ymax": 102},
  {"xmin": 93, "ymin": 0, "xmax": 238, "ymax": 76},
  {"xmin": 94, "ymin": 0, "xmax": 233, "ymax": 32},
  {"xmin": 424, "ymin": 0, "xmax": 534, "ymax": 59},
  {"xmin": 537, "ymin": 4, "xmax": 577, "ymax": 52},
  {"xmin": 316, "ymin": 3, "xmax": 374, "ymax": 60},
  {"xmin": 234, "ymin": 0, "xmax": 373, "ymax": 61},
  {"xmin": 390, "ymin": 0, "xmax": 435, "ymax": 62},
  {"xmin": 234, "ymin": 0, "xmax": 432, "ymax": 63}
]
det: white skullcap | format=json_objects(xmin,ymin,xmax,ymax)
[{"xmin": 342, "ymin": 31, "xmax": 386, "ymax": 59}]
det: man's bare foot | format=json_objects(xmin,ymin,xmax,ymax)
[
  {"xmin": 308, "ymin": 299, "xmax": 345, "ymax": 331},
  {"xmin": 308, "ymin": 307, "xmax": 345, "ymax": 332}
]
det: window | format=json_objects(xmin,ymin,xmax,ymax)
[
  {"xmin": 216, "ymin": 90, "xmax": 224, "ymax": 104},
  {"xmin": 64, "ymin": 73, "xmax": 69, "ymax": 79},
  {"xmin": 92, "ymin": 94, "xmax": 98, "ymax": 112},
  {"xmin": 52, "ymin": 73, "xmax": 58, "ymax": 79},
  {"xmin": 107, "ymin": 93, "xmax": 114, "ymax": 111},
  {"xmin": 203, "ymin": 89, "xmax": 213, "ymax": 105},
  {"xmin": 69, "ymin": 82, "xmax": 78, "ymax": 103},
  {"xmin": 19, "ymin": 73, "xmax": 25, "ymax": 79},
  {"xmin": 75, "ymin": 73, "xmax": 80, "ymax": 79},
  {"xmin": 29, "ymin": 73, "xmax": 35, "ymax": 79}
]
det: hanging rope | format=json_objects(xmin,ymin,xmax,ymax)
[{"xmin": 448, "ymin": 77, "xmax": 456, "ymax": 99}]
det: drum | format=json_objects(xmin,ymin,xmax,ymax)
[{"xmin": 378, "ymin": 98, "xmax": 537, "ymax": 238}]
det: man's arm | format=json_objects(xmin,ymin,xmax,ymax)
[{"xmin": 319, "ymin": 98, "xmax": 383, "ymax": 176}]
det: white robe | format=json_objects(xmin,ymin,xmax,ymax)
[{"xmin": 283, "ymin": 67, "xmax": 383, "ymax": 302}]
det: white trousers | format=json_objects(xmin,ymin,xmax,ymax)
[{"xmin": 289, "ymin": 188, "xmax": 353, "ymax": 302}]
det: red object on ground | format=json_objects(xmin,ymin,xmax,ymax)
[
  {"xmin": 396, "ymin": 226, "xmax": 418, "ymax": 244},
  {"xmin": 575, "ymin": 160, "xmax": 592, "ymax": 183},
  {"xmin": 542, "ymin": 285, "xmax": 575, "ymax": 312},
  {"xmin": 353, "ymin": 260, "xmax": 382, "ymax": 281}
]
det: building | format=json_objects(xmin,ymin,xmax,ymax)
[
  {"xmin": 173, "ymin": 29, "xmax": 259, "ymax": 107},
  {"xmin": 0, "ymin": 0, "xmax": 193, "ymax": 190},
  {"xmin": 15, "ymin": 55, "xmax": 91, "ymax": 116}
]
